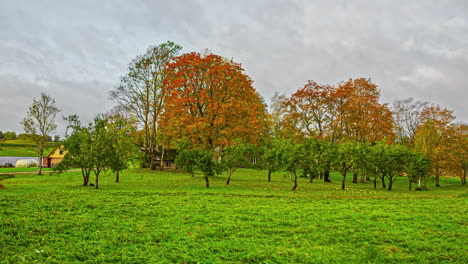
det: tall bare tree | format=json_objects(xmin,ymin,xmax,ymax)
[
  {"xmin": 109, "ymin": 41, "xmax": 182, "ymax": 170},
  {"xmin": 21, "ymin": 93, "xmax": 61, "ymax": 175},
  {"xmin": 393, "ymin": 97, "xmax": 429, "ymax": 147}
]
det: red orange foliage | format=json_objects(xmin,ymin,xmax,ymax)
[{"xmin": 161, "ymin": 52, "xmax": 268, "ymax": 150}]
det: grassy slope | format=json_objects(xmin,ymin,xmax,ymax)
[
  {"xmin": 1, "ymin": 169, "xmax": 467, "ymax": 263},
  {"xmin": 0, "ymin": 140, "xmax": 56, "ymax": 157}
]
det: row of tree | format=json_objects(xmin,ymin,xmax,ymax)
[
  {"xmin": 54, "ymin": 114, "xmax": 134, "ymax": 189},
  {"xmin": 268, "ymin": 78, "xmax": 467, "ymax": 188},
  {"xmin": 19, "ymin": 40, "xmax": 466, "ymax": 190}
]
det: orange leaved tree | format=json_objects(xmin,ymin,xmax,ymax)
[
  {"xmin": 414, "ymin": 105, "xmax": 456, "ymax": 187},
  {"xmin": 162, "ymin": 52, "xmax": 268, "ymax": 151}
]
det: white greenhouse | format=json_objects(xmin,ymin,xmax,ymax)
[{"xmin": 15, "ymin": 159, "xmax": 38, "ymax": 168}]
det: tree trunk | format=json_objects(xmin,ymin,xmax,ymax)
[
  {"xmin": 409, "ymin": 177, "xmax": 412, "ymax": 191},
  {"xmin": 95, "ymin": 173, "xmax": 99, "ymax": 189},
  {"xmin": 381, "ymin": 176, "xmax": 386, "ymax": 189},
  {"xmin": 150, "ymin": 155, "xmax": 157, "ymax": 170},
  {"xmin": 291, "ymin": 174, "xmax": 298, "ymax": 191},
  {"xmin": 82, "ymin": 169, "xmax": 89, "ymax": 186},
  {"xmin": 341, "ymin": 173, "xmax": 346, "ymax": 190},
  {"xmin": 204, "ymin": 176, "xmax": 210, "ymax": 188},
  {"xmin": 324, "ymin": 166, "xmax": 331, "ymax": 182},
  {"xmin": 115, "ymin": 171, "xmax": 120, "ymax": 183},
  {"xmin": 309, "ymin": 170, "xmax": 316, "ymax": 183},
  {"xmin": 435, "ymin": 175, "xmax": 440, "ymax": 187},
  {"xmin": 387, "ymin": 177, "xmax": 393, "ymax": 191},
  {"xmin": 461, "ymin": 170, "xmax": 466, "ymax": 185},
  {"xmin": 160, "ymin": 146, "xmax": 165, "ymax": 171},
  {"xmin": 226, "ymin": 172, "xmax": 232, "ymax": 185},
  {"xmin": 352, "ymin": 172, "xmax": 358, "ymax": 183},
  {"xmin": 373, "ymin": 177, "xmax": 377, "ymax": 189},
  {"xmin": 38, "ymin": 149, "xmax": 44, "ymax": 175},
  {"xmin": 268, "ymin": 169, "xmax": 272, "ymax": 182},
  {"xmin": 360, "ymin": 175, "xmax": 366, "ymax": 183}
]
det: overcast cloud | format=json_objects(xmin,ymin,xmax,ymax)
[{"xmin": 1, "ymin": 0, "xmax": 467, "ymax": 136}]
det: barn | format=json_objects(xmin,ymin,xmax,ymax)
[{"xmin": 43, "ymin": 145, "xmax": 67, "ymax": 168}]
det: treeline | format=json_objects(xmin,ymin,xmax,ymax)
[
  {"xmin": 48, "ymin": 41, "xmax": 466, "ymax": 190},
  {"xmin": 0, "ymin": 131, "xmax": 60, "ymax": 142}
]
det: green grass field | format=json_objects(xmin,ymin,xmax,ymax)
[
  {"xmin": 0, "ymin": 140, "xmax": 56, "ymax": 157},
  {"xmin": 0, "ymin": 167, "xmax": 52, "ymax": 173},
  {"xmin": 1, "ymin": 168, "xmax": 467, "ymax": 263}
]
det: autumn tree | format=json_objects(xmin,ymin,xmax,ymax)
[
  {"xmin": 109, "ymin": 41, "xmax": 182, "ymax": 170},
  {"xmin": 162, "ymin": 52, "xmax": 268, "ymax": 151},
  {"xmin": 21, "ymin": 93, "xmax": 61, "ymax": 175},
  {"xmin": 334, "ymin": 78, "xmax": 395, "ymax": 144},
  {"xmin": 415, "ymin": 105, "xmax": 456, "ymax": 187},
  {"xmin": 282, "ymin": 81, "xmax": 333, "ymax": 138},
  {"xmin": 446, "ymin": 123, "xmax": 468, "ymax": 185}
]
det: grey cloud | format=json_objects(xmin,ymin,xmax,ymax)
[{"xmin": 1, "ymin": 0, "xmax": 467, "ymax": 136}]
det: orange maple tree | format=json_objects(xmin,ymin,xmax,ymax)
[
  {"xmin": 332, "ymin": 78, "xmax": 395, "ymax": 143},
  {"xmin": 282, "ymin": 78, "xmax": 394, "ymax": 143},
  {"xmin": 161, "ymin": 52, "xmax": 268, "ymax": 150}
]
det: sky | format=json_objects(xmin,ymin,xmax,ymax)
[{"xmin": 1, "ymin": 0, "xmax": 467, "ymax": 136}]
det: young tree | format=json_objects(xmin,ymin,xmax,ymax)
[
  {"xmin": 89, "ymin": 116, "xmax": 113, "ymax": 189},
  {"xmin": 406, "ymin": 152, "xmax": 431, "ymax": 191},
  {"xmin": 302, "ymin": 138, "xmax": 336, "ymax": 183},
  {"xmin": 175, "ymin": 148, "xmax": 224, "ymax": 188},
  {"xmin": 175, "ymin": 149, "xmax": 197, "ymax": 177},
  {"xmin": 110, "ymin": 41, "xmax": 182, "ymax": 170},
  {"xmin": 222, "ymin": 143, "xmax": 251, "ymax": 185},
  {"xmin": 281, "ymin": 141, "xmax": 308, "ymax": 191},
  {"xmin": 261, "ymin": 138, "xmax": 289, "ymax": 182},
  {"xmin": 373, "ymin": 142, "xmax": 412, "ymax": 190},
  {"xmin": 57, "ymin": 115, "xmax": 93, "ymax": 186},
  {"xmin": 106, "ymin": 114, "xmax": 135, "ymax": 183},
  {"xmin": 162, "ymin": 52, "xmax": 268, "ymax": 151},
  {"xmin": 331, "ymin": 142, "xmax": 356, "ymax": 190},
  {"xmin": 21, "ymin": 93, "xmax": 61, "ymax": 175}
]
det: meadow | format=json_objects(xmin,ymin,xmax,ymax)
[
  {"xmin": 1, "ymin": 168, "xmax": 467, "ymax": 263},
  {"xmin": 0, "ymin": 140, "xmax": 55, "ymax": 157}
]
